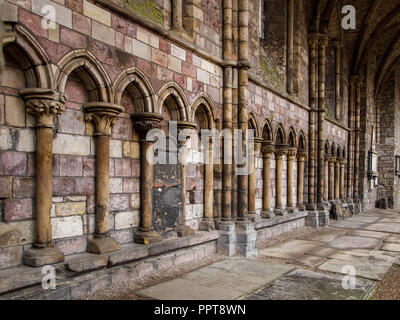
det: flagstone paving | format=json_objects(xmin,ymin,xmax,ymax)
[{"xmin": 136, "ymin": 210, "xmax": 400, "ymax": 300}]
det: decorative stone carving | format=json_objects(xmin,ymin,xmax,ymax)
[
  {"xmin": 132, "ymin": 112, "xmax": 164, "ymax": 136},
  {"xmin": 84, "ymin": 102, "xmax": 124, "ymax": 136}
]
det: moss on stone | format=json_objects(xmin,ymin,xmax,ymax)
[
  {"xmin": 121, "ymin": 0, "xmax": 164, "ymax": 26},
  {"xmin": 260, "ymin": 55, "xmax": 285, "ymax": 94}
]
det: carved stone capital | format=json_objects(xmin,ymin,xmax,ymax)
[
  {"xmin": 286, "ymin": 147, "xmax": 297, "ymax": 160},
  {"xmin": 251, "ymin": 137, "xmax": 263, "ymax": 152},
  {"xmin": 177, "ymin": 121, "xmax": 197, "ymax": 147},
  {"xmin": 261, "ymin": 141, "xmax": 275, "ymax": 156},
  {"xmin": 84, "ymin": 102, "xmax": 124, "ymax": 136},
  {"xmin": 329, "ymin": 157, "xmax": 337, "ymax": 164},
  {"xmin": 319, "ymin": 35, "xmax": 330, "ymax": 50},
  {"xmin": 20, "ymin": 88, "xmax": 66, "ymax": 127},
  {"xmin": 297, "ymin": 149, "xmax": 308, "ymax": 160},
  {"xmin": 308, "ymin": 33, "xmax": 320, "ymax": 51},
  {"xmin": 340, "ymin": 158, "xmax": 347, "ymax": 166},
  {"xmin": 275, "ymin": 144, "xmax": 288, "ymax": 157},
  {"xmin": 132, "ymin": 112, "xmax": 164, "ymax": 137}
]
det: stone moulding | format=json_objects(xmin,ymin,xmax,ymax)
[
  {"xmin": 132, "ymin": 112, "xmax": 164, "ymax": 134},
  {"xmin": 84, "ymin": 102, "xmax": 124, "ymax": 136}
]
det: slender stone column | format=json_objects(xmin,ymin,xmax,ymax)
[
  {"xmin": 335, "ymin": 158, "xmax": 340, "ymax": 200},
  {"xmin": 317, "ymin": 35, "xmax": 329, "ymax": 208},
  {"xmin": 307, "ymin": 33, "xmax": 319, "ymax": 211},
  {"xmin": 200, "ymin": 137, "xmax": 215, "ymax": 230},
  {"xmin": 354, "ymin": 79, "xmax": 362, "ymax": 201},
  {"xmin": 261, "ymin": 142, "xmax": 275, "ymax": 219},
  {"xmin": 20, "ymin": 88, "xmax": 65, "ymax": 266},
  {"xmin": 84, "ymin": 103, "xmax": 124, "ymax": 254},
  {"xmin": 333, "ymin": 41, "xmax": 342, "ymax": 120},
  {"xmin": 248, "ymin": 138, "xmax": 262, "ymax": 220},
  {"xmin": 297, "ymin": 150, "xmax": 307, "ymax": 211},
  {"xmin": 274, "ymin": 145, "xmax": 288, "ymax": 215},
  {"xmin": 324, "ymin": 154, "xmax": 329, "ymax": 201},
  {"xmin": 329, "ymin": 157, "xmax": 335, "ymax": 201},
  {"xmin": 171, "ymin": 0, "xmax": 183, "ymax": 31},
  {"xmin": 287, "ymin": 0, "xmax": 294, "ymax": 93},
  {"xmin": 177, "ymin": 121, "xmax": 197, "ymax": 237},
  {"xmin": 347, "ymin": 76, "xmax": 357, "ymax": 201},
  {"xmin": 132, "ymin": 112, "xmax": 164, "ymax": 245},
  {"xmin": 340, "ymin": 158, "xmax": 346, "ymax": 201},
  {"xmin": 286, "ymin": 147, "xmax": 297, "ymax": 213}
]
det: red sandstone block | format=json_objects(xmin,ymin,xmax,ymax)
[
  {"xmin": 0, "ymin": 246, "xmax": 23, "ymax": 269},
  {"xmin": 130, "ymin": 193, "xmax": 140, "ymax": 209},
  {"xmin": 83, "ymin": 157, "xmax": 95, "ymax": 177},
  {"xmin": 12, "ymin": 177, "xmax": 35, "ymax": 198},
  {"xmin": 116, "ymin": 32, "xmax": 124, "ymax": 50},
  {"xmin": 89, "ymin": 40, "xmax": 114, "ymax": 65},
  {"xmin": 60, "ymin": 155, "xmax": 83, "ymax": 177},
  {"xmin": 126, "ymin": 21, "xmax": 136, "ymax": 38},
  {"xmin": 123, "ymin": 178, "xmax": 140, "ymax": 193},
  {"xmin": 114, "ymin": 159, "xmax": 132, "ymax": 177},
  {"xmin": 109, "ymin": 159, "xmax": 115, "ymax": 177},
  {"xmin": 74, "ymin": 177, "xmax": 95, "ymax": 195},
  {"xmin": 131, "ymin": 159, "xmax": 140, "ymax": 177},
  {"xmin": 112, "ymin": 117, "xmax": 132, "ymax": 140},
  {"xmin": 72, "ymin": 12, "xmax": 91, "ymax": 36},
  {"xmin": 152, "ymin": 48, "xmax": 168, "ymax": 67},
  {"xmin": 55, "ymin": 235, "xmax": 87, "ymax": 256},
  {"xmin": 0, "ymin": 177, "xmax": 10, "ymax": 198},
  {"xmin": 38, "ymin": 38, "xmax": 70, "ymax": 64},
  {"xmin": 86, "ymin": 194, "xmax": 95, "ymax": 214},
  {"xmin": 0, "ymin": 151, "xmax": 26, "ymax": 176},
  {"xmin": 19, "ymin": 9, "xmax": 47, "ymax": 38},
  {"xmin": 57, "ymin": 109, "xmax": 86, "ymax": 135},
  {"xmin": 192, "ymin": 80, "xmax": 204, "ymax": 93},
  {"xmin": 4, "ymin": 198, "xmax": 32, "ymax": 221},
  {"xmin": 53, "ymin": 177, "xmax": 75, "ymax": 196},
  {"xmin": 27, "ymin": 153, "xmax": 36, "ymax": 177},
  {"xmin": 109, "ymin": 194, "xmax": 129, "ymax": 211},
  {"xmin": 174, "ymin": 73, "xmax": 186, "ymax": 90},
  {"xmin": 65, "ymin": 78, "xmax": 89, "ymax": 104},
  {"xmin": 52, "ymin": 154, "xmax": 60, "ymax": 177},
  {"xmin": 186, "ymin": 52, "xmax": 193, "ymax": 64},
  {"xmin": 137, "ymin": 58, "xmax": 157, "ymax": 76},
  {"xmin": 115, "ymin": 50, "xmax": 136, "ymax": 70},
  {"xmin": 66, "ymin": 0, "xmax": 83, "ymax": 13},
  {"xmin": 60, "ymin": 27, "xmax": 87, "ymax": 48},
  {"xmin": 111, "ymin": 14, "xmax": 126, "ymax": 34},
  {"xmin": 182, "ymin": 61, "xmax": 197, "ymax": 78}
]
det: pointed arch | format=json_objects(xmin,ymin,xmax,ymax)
[
  {"xmin": 112, "ymin": 67, "xmax": 156, "ymax": 113},
  {"xmin": 275, "ymin": 123, "xmax": 286, "ymax": 145},
  {"xmin": 288, "ymin": 127, "xmax": 297, "ymax": 147},
  {"xmin": 157, "ymin": 82, "xmax": 190, "ymax": 121},
  {"xmin": 342, "ymin": 147, "xmax": 346, "ymax": 158},
  {"xmin": 248, "ymin": 111, "xmax": 261, "ymax": 138},
  {"xmin": 298, "ymin": 131, "xmax": 307, "ymax": 150},
  {"xmin": 325, "ymin": 140, "xmax": 331, "ymax": 154},
  {"xmin": 55, "ymin": 49, "xmax": 112, "ymax": 102},
  {"xmin": 262, "ymin": 118, "xmax": 273, "ymax": 142},
  {"xmin": 337, "ymin": 145, "xmax": 342, "ymax": 158},
  {"xmin": 4, "ymin": 24, "xmax": 54, "ymax": 89},
  {"xmin": 331, "ymin": 142, "xmax": 336, "ymax": 156},
  {"xmin": 191, "ymin": 92, "xmax": 216, "ymax": 130}
]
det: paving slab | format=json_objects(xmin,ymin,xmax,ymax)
[
  {"xmin": 308, "ymin": 246, "xmax": 338, "ymax": 257},
  {"xmin": 346, "ymin": 216, "xmax": 381, "ymax": 223},
  {"xmin": 308, "ymin": 231, "xmax": 346, "ymax": 243},
  {"xmin": 381, "ymin": 243, "xmax": 400, "ymax": 252},
  {"xmin": 348, "ymin": 230, "xmax": 389, "ymax": 240},
  {"xmin": 365, "ymin": 223, "xmax": 400, "ymax": 234},
  {"xmin": 326, "ymin": 236, "xmax": 382, "ymax": 250},
  {"xmin": 380, "ymin": 218, "xmax": 400, "ymax": 223},
  {"xmin": 328, "ymin": 249, "xmax": 399, "ymax": 263},
  {"xmin": 258, "ymin": 240, "xmax": 323, "ymax": 259},
  {"xmin": 385, "ymin": 235, "xmax": 400, "ymax": 244},
  {"xmin": 330, "ymin": 221, "xmax": 368, "ymax": 229},
  {"xmin": 242, "ymin": 269, "xmax": 375, "ymax": 300},
  {"xmin": 293, "ymin": 255, "xmax": 326, "ymax": 268},
  {"xmin": 137, "ymin": 258, "xmax": 293, "ymax": 300}
]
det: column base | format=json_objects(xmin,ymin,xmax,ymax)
[
  {"xmin": 287, "ymin": 206, "xmax": 298, "ymax": 214},
  {"xmin": 274, "ymin": 208, "xmax": 288, "ymax": 216},
  {"xmin": 24, "ymin": 246, "xmax": 64, "ymax": 267},
  {"xmin": 216, "ymin": 221, "xmax": 236, "ymax": 257},
  {"xmin": 306, "ymin": 210, "xmax": 330, "ymax": 228},
  {"xmin": 306, "ymin": 203, "xmax": 317, "ymax": 211},
  {"xmin": 88, "ymin": 236, "xmax": 121, "ymax": 254},
  {"xmin": 235, "ymin": 220, "xmax": 257, "ymax": 257},
  {"xmin": 247, "ymin": 211, "xmax": 261, "ymax": 222},
  {"xmin": 261, "ymin": 210, "xmax": 275, "ymax": 219},
  {"xmin": 199, "ymin": 219, "xmax": 215, "ymax": 231},
  {"xmin": 297, "ymin": 204, "xmax": 307, "ymax": 211},
  {"xmin": 177, "ymin": 225, "xmax": 196, "ymax": 237},
  {"xmin": 134, "ymin": 229, "xmax": 163, "ymax": 245}
]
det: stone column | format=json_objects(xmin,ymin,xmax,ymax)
[
  {"xmin": 132, "ymin": 112, "xmax": 164, "ymax": 245},
  {"xmin": 248, "ymin": 138, "xmax": 262, "ymax": 221},
  {"xmin": 84, "ymin": 102, "xmax": 124, "ymax": 254},
  {"xmin": 335, "ymin": 158, "xmax": 340, "ymax": 200},
  {"xmin": 333, "ymin": 41, "xmax": 342, "ymax": 120},
  {"xmin": 307, "ymin": 33, "xmax": 319, "ymax": 211},
  {"xmin": 329, "ymin": 157, "xmax": 335, "ymax": 201},
  {"xmin": 200, "ymin": 137, "xmax": 215, "ymax": 230},
  {"xmin": 287, "ymin": 0, "xmax": 294, "ymax": 93},
  {"xmin": 324, "ymin": 154, "xmax": 329, "ymax": 201},
  {"xmin": 261, "ymin": 142, "xmax": 275, "ymax": 219},
  {"xmin": 274, "ymin": 145, "xmax": 288, "ymax": 215},
  {"xmin": 177, "ymin": 121, "xmax": 197, "ymax": 237},
  {"xmin": 171, "ymin": 0, "xmax": 183, "ymax": 31},
  {"xmin": 20, "ymin": 88, "xmax": 65, "ymax": 267},
  {"xmin": 297, "ymin": 150, "xmax": 307, "ymax": 211},
  {"xmin": 286, "ymin": 147, "xmax": 297, "ymax": 213},
  {"xmin": 347, "ymin": 76, "xmax": 356, "ymax": 201},
  {"xmin": 354, "ymin": 79, "xmax": 362, "ymax": 201},
  {"xmin": 340, "ymin": 158, "xmax": 346, "ymax": 201}
]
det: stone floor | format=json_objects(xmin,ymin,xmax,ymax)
[{"xmin": 136, "ymin": 210, "xmax": 400, "ymax": 300}]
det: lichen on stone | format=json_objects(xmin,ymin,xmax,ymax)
[
  {"xmin": 121, "ymin": 0, "xmax": 164, "ymax": 26},
  {"xmin": 260, "ymin": 55, "xmax": 285, "ymax": 94}
]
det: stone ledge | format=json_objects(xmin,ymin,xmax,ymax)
[
  {"xmin": 0, "ymin": 231, "xmax": 219, "ymax": 297},
  {"xmin": 254, "ymin": 212, "xmax": 308, "ymax": 230}
]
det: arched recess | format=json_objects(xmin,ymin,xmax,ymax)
[
  {"xmin": 157, "ymin": 82, "xmax": 190, "ymax": 122},
  {"xmin": 298, "ymin": 131, "xmax": 307, "ymax": 150},
  {"xmin": 288, "ymin": 127, "xmax": 297, "ymax": 147},
  {"xmin": 262, "ymin": 118, "xmax": 274, "ymax": 142},
  {"xmin": 275, "ymin": 124, "xmax": 286, "ymax": 145},
  {"xmin": 331, "ymin": 142, "xmax": 336, "ymax": 157},
  {"xmin": 112, "ymin": 67, "xmax": 156, "ymax": 113},
  {"xmin": 248, "ymin": 111, "xmax": 261, "ymax": 139},
  {"xmin": 325, "ymin": 140, "xmax": 331, "ymax": 155},
  {"xmin": 55, "ymin": 49, "xmax": 112, "ymax": 102},
  {"xmin": 191, "ymin": 93, "xmax": 216, "ymax": 130},
  {"xmin": 3, "ymin": 24, "xmax": 54, "ymax": 89}
]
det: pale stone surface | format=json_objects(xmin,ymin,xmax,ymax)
[
  {"xmin": 385, "ymin": 235, "xmax": 400, "ymax": 244},
  {"xmin": 115, "ymin": 210, "xmax": 139, "ymax": 230},
  {"xmin": 92, "ymin": 21, "xmax": 115, "ymax": 46},
  {"xmin": 327, "ymin": 236, "xmax": 381, "ymax": 250},
  {"xmin": 330, "ymin": 220, "xmax": 367, "ymax": 229},
  {"xmin": 308, "ymin": 231, "xmax": 345, "ymax": 242},
  {"xmin": 349, "ymin": 230, "xmax": 389, "ymax": 240},
  {"xmin": 197, "ymin": 68, "xmax": 210, "ymax": 84},
  {"xmin": 346, "ymin": 216, "xmax": 380, "ymax": 223},
  {"xmin": 32, "ymin": 0, "xmax": 72, "ymax": 28},
  {"xmin": 55, "ymin": 202, "xmax": 86, "ymax": 216},
  {"xmin": 171, "ymin": 44, "xmax": 186, "ymax": 60},
  {"xmin": 53, "ymin": 134, "xmax": 91, "ymax": 156},
  {"xmin": 83, "ymin": 0, "xmax": 111, "ymax": 26},
  {"xmin": 109, "ymin": 139, "xmax": 122, "ymax": 158},
  {"xmin": 132, "ymin": 39, "xmax": 152, "ymax": 61},
  {"xmin": 168, "ymin": 55, "xmax": 182, "ymax": 73},
  {"xmin": 0, "ymin": 126, "xmax": 12, "ymax": 150},
  {"xmin": 259, "ymin": 240, "xmax": 323, "ymax": 259},
  {"xmin": 381, "ymin": 243, "xmax": 400, "ymax": 252},
  {"xmin": 136, "ymin": 27, "xmax": 159, "ymax": 48},
  {"xmin": 365, "ymin": 223, "xmax": 400, "ymax": 234},
  {"xmin": 0, "ymin": 221, "xmax": 35, "ymax": 246},
  {"xmin": 52, "ymin": 216, "xmax": 83, "ymax": 239},
  {"xmin": 5, "ymin": 96, "xmax": 25, "ymax": 127},
  {"xmin": 293, "ymin": 254, "xmax": 326, "ymax": 267},
  {"xmin": 308, "ymin": 246, "xmax": 337, "ymax": 257},
  {"xmin": 16, "ymin": 128, "xmax": 35, "ymax": 152}
]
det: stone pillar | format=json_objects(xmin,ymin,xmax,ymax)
[
  {"xmin": 200, "ymin": 137, "xmax": 215, "ymax": 231},
  {"xmin": 347, "ymin": 76, "xmax": 356, "ymax": 201},
  {"xmin": 20, "ymin": 88, "xmax": 65, "ymax": 267},
  {"xmin": 177, "ymin": 121, "xmax": 197, "ymax": 237},
  {"xmin": 297, "ymin": 150, "xmax": 307, "ymax": 211},
  {"xmin": 84, "ymin": 103, "xmax": 124, "ymax": 254},
  {"xmin": 286, "ymin": 147, "xmax": 297, "ymax": 213},
  {"xmin": 335, "ymin": 158, "xmax": 340, "ymax": 200},
  {"xmin": 324, "ymin": 154, "xmax": 329, "ymax": 201},
  {"xmin": 329, "ymin": 157, "xmax": 335, "ymax": 201},
  {"xmin": 274, "ymin": 145, "xmax": 288, "ymax": 216},
  {"xmin": 340, "ymin": 158, "xmax": 346, "ymax": 201},
  {"xmin": 261, "ymin": 142, "xmax": 275, "ymax": 219},
  {"xmin": 171, "ymin": 0, "xmax": 183, "ymax": 31},
  {"xmin": 287, "ymin": 0, "xmax": 294, "ymax": 93},
  {"xmin": 132, "ymin": 112, "xmax": 164, "ymax": 245},
  {"xmin": 333, "ymin": 41, "xmax": 342, "ymax": 120},
  {"xmin": 248, "ymin": 138, "xmax": 262, "ymax": 221},
  {"xmin": 307, "ymin": 33, "xmax": 319, "ymax": 212},
  {"xmin": 354, "ymin": 79, "xmax": 362, "ymax": 201}
]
